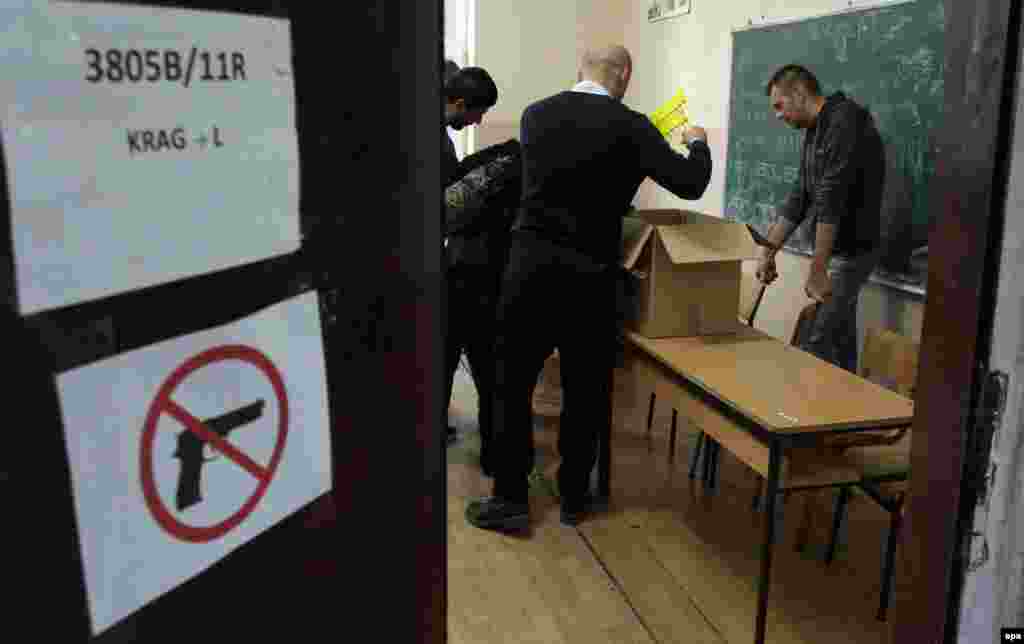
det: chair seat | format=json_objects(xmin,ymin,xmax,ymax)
[
  {"xmin": 845, "ymin": 438, "xmax": 911, "ymax": 482},
  {"xmin": 782, "ymin": 446, "xmax": 862, "ymax": 490},
  {"xmin": 819, "ymin": 427, "xmax": 906, "ymax": 451}
]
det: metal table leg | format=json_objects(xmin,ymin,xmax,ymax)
[
  {"xmin": 645, "ymin": 393, "xmax": 656, "ymax": 443},
  {"xmin": 689, "ymin": 432, "xmax": 705, "ymax": 479},
  {"xmin": 709, "ymin": 441, "xmax": 720, "ymax": 490},
  {"xmin": 598, "ymin": 431, "xmax": 611, "ymax": 500},
  {"xmin": 755, "ymin": 438, "xmax": 781, "ymax": 644},
  {"xmin": 668, "ymin": 409, "xmax": 679, "ymax": 464}
]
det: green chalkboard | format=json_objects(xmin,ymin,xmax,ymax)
[{"xmin": 723, "ymin": 0, "xmax": 944, "ymax": 291}]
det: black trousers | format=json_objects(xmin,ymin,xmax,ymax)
[
  {"xmin": 491, "ymin": 233, "xmax": 615, "ymax": 505},
  {"xmin": 445, "ymin": 263, "xmax": 499, "ymax": 458}
]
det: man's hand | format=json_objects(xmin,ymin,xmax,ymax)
[
  {"xmin": 681, "ymin": 125, "xmax": 707, "ymax": 145},
  {"xmin": 807, "ymin": 223, "xmax": 837, "ymax": 302},
  {"xmin": 805, "ymin": 263, "xmax": 832, "ymax": 302},
  {"xmin": 755, "ymin": 253, "xmax": 778, "ymax": 285}
]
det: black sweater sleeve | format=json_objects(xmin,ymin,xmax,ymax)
[{"xmin": 635, "ymin": 115, "xmax": 711, "ymax": 200}]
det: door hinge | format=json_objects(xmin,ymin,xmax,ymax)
[
  {"xmin": 962, "ymin": 370, "xmax": 1008, "ymax": 573},
  {"xmin": 965, "ymin": 530, "xmax": 990, "ymax": 573},
  {"xmin": 974, "ymin": 369, "xmax": 1008, "ymax": 508}
]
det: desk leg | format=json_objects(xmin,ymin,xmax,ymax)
[
  {"xmin": 598, "ymin": 431, "xmax": 611, "ymax": 500},
  {"xmin": 755, "ymin": 439, "xmax": 781, "ymax": 644}
]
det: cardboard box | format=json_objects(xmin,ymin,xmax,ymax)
[{"xmin": 621, "ymin": 209, "xmax": 760, "ymax": 337}]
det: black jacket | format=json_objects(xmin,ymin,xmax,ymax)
[
  {"xmin": 444, "ymin": 139, "xmax": 522, "ymax": 269},
  {"xmin": 779, "ymin": 92, "xmax": 884, "ymax": 257},
  {"xmin": 514, "ymin": 90, "xmax": 711, "ymax": 265}
]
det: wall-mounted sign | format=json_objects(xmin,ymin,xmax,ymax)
[
  {"xmin": 0, "ymin": 2, "xmax": 301, "ymax": 315},
  {"xmin": 57, "ymin": 292, "xmax": 330, "ymax": 636},
  {"xmin": 648, "ymin": 0, "xmax": 692, "ymax": 23}
]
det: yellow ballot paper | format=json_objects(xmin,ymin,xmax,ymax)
[
  {"xmin": 658, "ymin": 111, "xmax": 688, "ymax": 134},
  {"xmin": 650, "ymin": 88, "xmax": 687, "ymax": 123},
  {"xmin": 649, "ymin": 88, "xmax": 690, "ymax": 139}
]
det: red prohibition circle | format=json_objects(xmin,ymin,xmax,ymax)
[{"xmin": 139, "ymin": 345, "xmax": 288, "ymax": 543}]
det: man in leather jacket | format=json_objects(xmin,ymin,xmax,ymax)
[{"xmin": 756, "ymin": 64, "xmax": 885, "ymax": 374}]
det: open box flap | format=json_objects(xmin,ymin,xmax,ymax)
[
  {"xmin": 656, "ymin": 221, "xmax": 761, "ymax": 264},
  {"xmin": 621, "ymin": 216, "xmax": 655, "ymax": 270}
]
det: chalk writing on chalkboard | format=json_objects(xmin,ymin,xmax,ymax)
[{"xmin": 724, "ymin": 0, "xmax": 942, "ymax": 293}]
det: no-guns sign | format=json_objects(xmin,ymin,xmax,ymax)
[
  {"xmin": 139, "ymin": 344, "xmax": 289, "ymax": 543},
  {"xmin": 56, "ymin": 293, "xmax": 330, "ymax": 636}
]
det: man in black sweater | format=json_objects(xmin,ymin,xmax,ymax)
[
  {"xmin": 755, "ymin": 65, "xmax": 885, "ymax": 373},
  {"xmin": 465, "ymin": 44, "xmax": 712, "ymax": 531}
]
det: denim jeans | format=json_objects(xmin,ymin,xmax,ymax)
[{"xmin": 800, "ymin": 248, "xmax": 881, "ymax": 374}]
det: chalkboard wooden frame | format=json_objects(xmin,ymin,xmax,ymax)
[
  {"xmin": 734, "ymin": 0, "xmax": 915, "ymax": 31},
  {"xmin": 724, "ymin": 0, "xmax": 939, "ymax": 297}
]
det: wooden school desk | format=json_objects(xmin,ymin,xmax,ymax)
[{"xmin": 599, "ymin": 324, "xmax": 914, "ymax": 644}]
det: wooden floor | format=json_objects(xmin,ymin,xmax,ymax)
[{"xmin": 447, "ymin": 362, "xmax": 904, "ymax": 644}]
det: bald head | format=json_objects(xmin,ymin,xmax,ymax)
[
  {"xmin": 582, "ymin": 45, "xmax": 631, "ymax": 71},
  {"xmin": 580, "ymin": 44, "xmax": 632, "ymax": 100}
]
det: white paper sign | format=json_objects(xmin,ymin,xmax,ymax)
[
  {"xmin": 56, "ymin": 292, "xmax": 330, "ymax": 635},
  {"xmin": 0, "ymin": 1, "xmax": 301, "ymax": 315}
]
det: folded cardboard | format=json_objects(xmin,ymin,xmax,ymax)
[{"xmin": 621, "ymin": 209, "xmax": 760, "ymax": 337}]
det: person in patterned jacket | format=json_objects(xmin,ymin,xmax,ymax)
[{"xmin": 443, "ymin": 138, "xmax": 522, "ymax": 475}]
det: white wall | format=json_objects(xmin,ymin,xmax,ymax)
[
  {"xmin": 473, "ymin": 1, "xmax": 576, "ymax": 150},
  {"xmin": 473, "ymin": 0, "xmax": 631, "ymax": 151},
  {"xmin": 445, "ymin": 0, "xmax": 473, "ymax": 158}
]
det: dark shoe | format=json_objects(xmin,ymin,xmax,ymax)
[
  {"xmin": 446, "ymin": 426, "xmax": 458, "ymax": 445},
  {"xmin": 465, "ymin": 496, "xmax": 529, "ymax": 531},
  {"xmin": 560, "ymin": 494, "xmax": 606, "ymax": 527}
]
